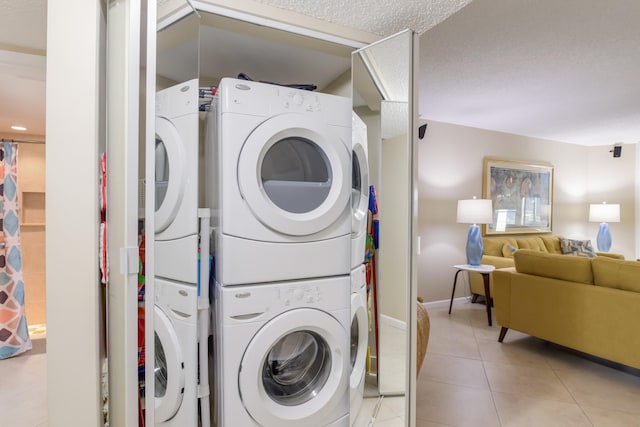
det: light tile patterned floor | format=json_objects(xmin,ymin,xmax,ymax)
[
  {"xmin": 417, "ymin": 300, "xmax": 640, "ymax": 427},
  {"xmin": 0, "ymin": 351, "xmax": 48, "ymax": 427},
  {"xmin": 4, "ymin": 302, "xmax": 640, "ymax": 427}
]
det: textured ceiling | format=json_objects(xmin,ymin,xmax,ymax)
[
  {"xmin": 420, "ymin": 0, "xmax": 640, "ymax": 146},
  {"xmin": 1, "ymin": 0, "xmax": 639, "ymax": 147},
  {"xmin": 254, "ymin": 0, "xmax": 473, "ymax": 35}
]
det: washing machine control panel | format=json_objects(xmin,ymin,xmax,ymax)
[
  {"xmin": 283, "ymin": 285, "xmax": 322, "ymax": 307},
  {"xmin": 282, "ymin": 89, "xmax": 321, "ymax": 113}
]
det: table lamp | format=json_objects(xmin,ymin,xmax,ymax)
[
  {"xmin": 457, "ymin": 197, "xmax": 493, "ymax": 266},
  {"xmin": 589, "ymin": 202, "xmax": 620, "ymax": 252}
]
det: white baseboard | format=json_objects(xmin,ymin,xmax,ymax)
[
  {"xmin": 421, "ymin": 296, "xmax": 471, "ymax": 309},
  {"xmin": 379, "ymin": 314, "xmax": 406, "ymax": 331}
]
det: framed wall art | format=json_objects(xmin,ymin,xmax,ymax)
[{"xmin": 482, "ymin": 158, "xmax": 554, "ymax": 235}]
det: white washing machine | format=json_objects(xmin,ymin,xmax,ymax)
[
  {"xmin": 207, "ymin": 77, "xmax": 352, "ymax": 285},
  {"xmin": 155, "ymin": 78, "xmax": 200, "ymax": 283},
  {"xmin": 154, "ymin": 278, "xmax": 198, "ymax": 426},
  {"xmin": 349, "ymin": 264, "xmax": 368, "ymax": 425},
  {"xmin": 214, "ymin": 277, "xmax": 350, "ymax": 426},
  {"xmin": 351, "ymin": 112, "xmax": 369, "ymax": 269}
]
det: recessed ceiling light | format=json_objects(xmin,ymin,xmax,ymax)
[{"xmin": 10, "ymin": 125, "xmax": 27, "ymax": 131}]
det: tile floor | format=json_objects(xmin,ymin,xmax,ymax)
[
  {"xmin": 417, "ymin": 300, "xmax": 640, "ymax": 427},
  {"xmin": 0, "ymin": 340, "xmax": 48, "ymax": 427},
  {"xmin": 4, "ymin": 301, "xmax": 640, "ymax": 427}
]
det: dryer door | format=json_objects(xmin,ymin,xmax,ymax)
[
  {"xmin": 351, "ymin": 141, "xmax": 369, "ymax": 234},
  {"xmin": 350, "ymin": 291, "xmax": 368, "ymax": 391},
  {"xmin": 154, "ymin": 305, "xmax": 185, "ymax": 423},
  {"xmin": 155, "ymin": 116, "xmax": 187, "ymax": 233},
  {"xmin": 238, "ymin": 308, "xmax": 348, "ymax": 426},
  {"xmin": 238, "ymin": 113, "xmax": 350, "ymax": 236}
]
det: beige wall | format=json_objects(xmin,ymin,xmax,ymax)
[
  {"xmin": 417, "ymin": 121, "xmax": 637, "ymax": 302},
  {"xmin": 18, "ymin": 143, "xmax": 46, "ymax": 325}
]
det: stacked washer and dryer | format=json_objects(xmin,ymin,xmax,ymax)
[
  {"xmin": 154, "ymin": 79, "xmax": 211, "ymax": 426},
  {"xmin": 206, "ymin": 77, "xmax": 358, "ymax": 427}
]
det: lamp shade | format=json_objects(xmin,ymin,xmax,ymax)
[
  {"xmin": 457, "ymin": 198, "xmax": 493, "ymax": 224},
  {"xmin": 589, "ymin": 203, "xmax": 620, "ymax": 223}
]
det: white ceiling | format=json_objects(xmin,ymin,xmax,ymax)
[{"xmin": 1, "ymin": 0, "xmax": 639, "ymax": 147}]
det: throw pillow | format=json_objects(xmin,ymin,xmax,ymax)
[
  {"xmin": 501, "ymin": 243, "xmax": 517, "ymax": 258},
  {"xmin": 559, "ymin": 238, "xmax": 596, "ymax": 258}
]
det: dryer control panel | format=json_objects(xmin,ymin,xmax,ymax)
[
  {"xmin": 217, "ymin": 77, "xmax": 351, "ymax": 127},
  {"xmin": 218, "ymin": 275, "xmax": 350, "ymax": 324}
]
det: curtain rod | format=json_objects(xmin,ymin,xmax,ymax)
[{"xmin": 0, "ymin": 138, "xmax": 45, "ymax": 145}]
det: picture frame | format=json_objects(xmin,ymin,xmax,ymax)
[{"xmin": 482, "ymin": 158, "xmax": 554, "ymax": 235}]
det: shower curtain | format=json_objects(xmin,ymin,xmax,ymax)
[{"xmin": 0, "ymin": 142, "xmax": 31, "ymax": 359}]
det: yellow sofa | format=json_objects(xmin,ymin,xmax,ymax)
[
  {"xmin": 493, "ymin": 250, "xmax": 640, "ymax": 369},
  {"xmin": 468, "ymin": 235, "xmax": 623, "ymax": 302}
]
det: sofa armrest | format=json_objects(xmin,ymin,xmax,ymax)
[
  {"xmin": 596, "ymin": 252, "xmax": 625, "ymax": 260},
  {"xmin": 468, "ymin": 256, "xmax": 515, "ymax": 297},
  {"xmin": 482, "ymin": 255, "xmax": 515, "ymax": 269}
]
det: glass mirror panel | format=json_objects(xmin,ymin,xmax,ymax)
[
  {"xmin": 352, "ymin": 30, "xmax": 414, "ymax": 408},
  {"xmin": 150, "ymin": 3, "xmax": 200, "ymax": 426}
]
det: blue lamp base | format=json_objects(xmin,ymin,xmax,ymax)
[
  {"xmin": 596, "ymin": 222, "xmax": 612, "ymax": 252},
  {"xmin": 466, "ymin": 224, "xmax": 484, "ymax": 266}
]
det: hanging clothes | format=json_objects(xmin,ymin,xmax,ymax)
[{"xmin": 0, "ymin": 142, "xmax": 31, "ymax": 359}]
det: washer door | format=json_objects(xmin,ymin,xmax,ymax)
[
  {"xmin": 154, "ymin": 305, "xmax": 185, "ymax": 423},
  {"xmin": 238, "ymin": 113, "xmax": 350, "ymax": 236},
  {"xmin": 239, "ymin": 308, "xmax": 347, "ymax": 426},
  {"xmin": 350, "ymin": 292, "xmax": 368, "ymax": 390},
  {"xmin": 351, "ymin": 141, "xmax": 370, "ymax": 233},
  {"xmin": 155, "ymin": 116, "xmax": 187, "ymax": 233}
]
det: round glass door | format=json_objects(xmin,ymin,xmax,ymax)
[
  {"xmin": 351, "ymin": 142, "xmax": 369, "ymax": 233},
  {"xmin": 261, "ymin": 137, "xmax": 331, "ymax": 214},
  {"xmin": 350, "ymin": 293, "xmax": 368, "ymax": 390},
  {"xmin": 238, "ymin": 308, "xmax": 348, "ymax": 426},
  {"xmin": 238, "ymin": 114, "xmax": 350, "ymax": 236},
  {"xmin": 262, "ymin": 330, "xmax": 331, "ymax": 406},
  {"xmin": 154, "ymin": 306, "xmax": 185, "ymax": 422},
  {"xmin": 155, "ymin": 117, "xmax": 186, "ymax": 233}
]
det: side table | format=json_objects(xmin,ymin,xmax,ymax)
[{"xmin": 448, "ymin": 264, "xmax": 496, "ymax": 326}]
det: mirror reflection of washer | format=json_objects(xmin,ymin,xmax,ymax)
[
  {"xmin": 349, "ymin": 264, "xmax": 368, "ymax": 425},
  {"xmin": 351, "ymin": 112, "xmax": 370, "ymax": 269},
  {"xmin": 208, "ymin": 78, "xmax": 352, "ymax": 285},
  {"xmin": 155, "ymin": 78, "xmax": 200, "ymax": 284},
  {"xmin": 154, "ymin": 279, "xmax": 198, "ymax": 426},
  {"xmin": 214, "ymin": 277, "xmax": 350, "ymax": 426}
]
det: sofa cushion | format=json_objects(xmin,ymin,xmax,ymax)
[
  {"xmin": 501, "ymin": 243, "xmax": 517, "ymax": 258},
  {"xmin": 484, "ymin": 238, "xmax": 518, "ymax": 257},
  {"xmin": 592, "ymin": 256, "xmax": 640, "ymax": 292},
  {"xmin": 515, "ymin": 237, "xmax": 548, "ymax": 252},
  {"xmin": 559, "ymin": 238, "xmax": 596, "ymax": 257},
  {"xmin": 514, "ymin": 249, "xmax": 594, "ymax": 284},
  {"xmin": 540, "ymin": 236, "xmax": 562, "ymax": 254}
]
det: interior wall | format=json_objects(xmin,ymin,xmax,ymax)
[
  {"xmin": 417, "ymin": 121, "xmax": 636, "ymax": 302},
  {"xmin": 587, "ymin": 143, "xmax": 636, "ymax": 258},
  {"xmin": 17, "ymin": 143, "xmax": 46, "ymax": 326},
  {"xmin": 46, "ymin": 0, "xmax": 104, "ymax": 425},
  {"xmin": 379, "ymin": 133, "xmax": 409, "ymax": 323}
]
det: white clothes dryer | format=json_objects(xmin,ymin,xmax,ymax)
[
  {"xmin": 213, "ymin": 277, "xmax": 350, "ymax": 427},
  {"xmin": 349, "ymin": 264, "xmax": 368, "ymax": 425},
  {"xmin": 155, "ymin": 79, "xmax": 200, "ymax": 283},
  {"xmin": 207, "ymin": 78, "xmax": 352, "ymax": 285},
  {"xmin": 351, "ymin": 112, "xmax": 369, "ymax": 269},
  {"xmin": 154, "ymin": 278, "xmax": 198, "ymax": 426}
]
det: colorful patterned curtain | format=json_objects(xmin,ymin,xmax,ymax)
[{"xmin": 0, "ymin": 142, "xmax": 31, "ymax": 359}]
